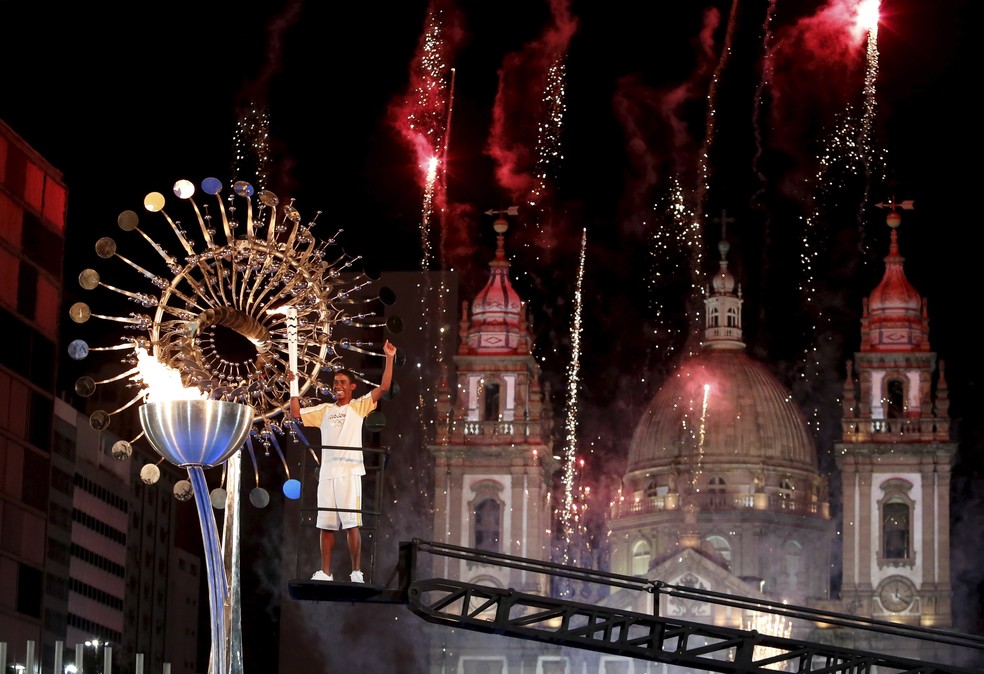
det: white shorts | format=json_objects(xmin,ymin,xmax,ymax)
[{"xmin": 316, "ymin": 475, "xmax": 362, "ymax": 530}]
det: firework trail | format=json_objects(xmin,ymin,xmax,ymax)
[
  {"xmin": 636, "ymin": 177, "xmax": 695, "ymax": 397},
  {"xmin": 685, "ymin": 0, "xmax": 739, "ymax": 353},
  {"xmin": 560, "ymin": 228, "xmax": 587, "ymax": 563},
  {"xmin": 692, "ymin": 383, "xmax": 710, "ymax": 493},
  {"xmin": 230, "ymin": 0, "xmax": 303, "ymax": 193},
  {"xmin": 610, "ymin": 6, "xmax": 722, "ymax": 385},
  {"xmin": 387, "ymin": 1, "xmax": 464, "ymax": 444},
  {"xmin": 487, "ymin": 0, "xmax": 577, "ymax": 260},
  {"xmin": 857, "ymin": 0, "xmax": 882, "ymax": 249},
  {"xmin": 231, "ymin": 103, "xmax": 272, "ymax": 190},
  {"xmin": 763, "ymin": 0, "xmax": 885, "ymax": 436},
  {"xmin": 751, "ymin": 0, "xmax": 779, "ymax": 208},
  {"xmin": 389, "ymin": 1, "xmax": 462, "ymax": 270}
]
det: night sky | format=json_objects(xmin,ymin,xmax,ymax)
[{"xmin": 2, "ymin": 0, "xmax": 981, "ymax": 666}]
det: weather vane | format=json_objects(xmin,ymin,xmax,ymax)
[{"xmin": 875, "ymin": 197, "xmax": 914, "ymax": 228}]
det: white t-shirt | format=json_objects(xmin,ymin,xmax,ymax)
[{"xmin": 299, "ymin": 393, "xmax": 376, "ymax": 479}]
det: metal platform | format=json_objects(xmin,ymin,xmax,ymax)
[{"xmin": 288, "ymin": 539, "xmax": 984, "ymax": 674}]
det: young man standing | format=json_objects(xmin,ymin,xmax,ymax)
[{"xmin": 290, "ymin": 339, "xmax": 397, "ymax": 583}]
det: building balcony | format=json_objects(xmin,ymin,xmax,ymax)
[
  {"xmin": 840, "ymin": 417, "xmax": 951, "ymax": 443},
  {"xmin": 610, "ymin": 491, "xmax": 829, "ymax": 520}
]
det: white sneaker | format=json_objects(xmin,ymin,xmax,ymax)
[
  {"xmin": 311, "ymin": 570, "xmax": 333, "ymax": 581},
  {"xmin": 350, "ymin": 570, "xmax": 365, "ymax": 583}
]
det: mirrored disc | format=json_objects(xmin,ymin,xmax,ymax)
[
  {"xmin": 173, "ymin": 480, "xmax": 194, "ymax": 502},
  {"xmin": 95, "ymin": 237, "xmax": 117, "ymax": 258},
  {"xmin": 112, "ymin": 440, "xmax": 133, "ymax": 460},
  {"xmin": 78, "ymin": 268, "xmax": 100, "ymax": 290},
  {"xmin": 365, "ymin": 410, "xmax": 386, "ymax": 433},
  {"xmin": 201, "ymin": 177, "xmax": 223, "ymax": 195},
  {"xmin": 89, "ymin": 409, "xmax": 110, "ymax": 431},
  {"xmin": 140, "ymin": 463, "xmax": 161, "ymax": 485},
  {"xmin": 117, "ymin": 210, "xmax": 139, "ymax": 231},
  {"xmin": 386, "ymin": 316, "xmax": 404, "ymax": 335},
  {"xmin": 283, "ymin": 479, "xmax": 301, "ymax": 500},
  {"xmin": 67, "ymin": 340, "xmax": 90, "ymax": 361},
  {"xmin": 382, "ymin": 381, "xmax": 400, "ymax": 400},
  {"xmin": 394, "ymin": 348, "xmax": 407, "ymax": 367},
  {"xmin": 249, "ymin": 487, "xmax": 270, "ymax": 508},
  {"xmin": 233, "ymin": 181, "xmax": 254, "ymax": 197},
  {"xmin": 69, "ymin": 302, "xmax": 91, "ymax": 323},
  {"xmin": 257, "ymin": 190, "xmax": 279, "ymax": 207},
  {"xmin": 173, "ymin": 179, "xmax": 195, "ymax": 199},
  {"xmin": 210, "ymin": 488, "xmax": 228, "ymax": 509},
  {"xmin": 378, "ymin": 286, "xmax": 397, "ymax": 306},
  {"xmin": 74, "ymin": 375, "xmax": 96, "ymax": 396},
  {"xmin": 143, "ymin": 192, "xmax": 166, "ymax": 213}
]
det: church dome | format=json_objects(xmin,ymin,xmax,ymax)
[
  {"xmin": 627, "ymin": 349, "xmax": 818, "ymax": 474},
  {"xmin": 620, "ymin": 229, "xmax": 823, "ymax": 512}
]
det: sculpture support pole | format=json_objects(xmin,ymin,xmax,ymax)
[
  {"xmin": 139, "ymin": 400, "xmax": 253, "ymax": 674},
  {"xmin": 222, "ymin": 451, "xmax": 244, "ymax": 674},
  {"xmin": 189, "ymin": 465, "xmax": 228, "ymax": 674}
]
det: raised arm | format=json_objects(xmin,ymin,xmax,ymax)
[{"xmin": 370, "ymin": 340, "xmax": 397, "ymax": 403}]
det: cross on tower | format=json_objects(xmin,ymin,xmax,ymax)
[{"xmin": 713, "ymin": 208, "xmax": 735, "ymax": 239}]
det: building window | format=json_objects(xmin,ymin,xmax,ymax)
[
  {"xmin": 883, "ymin": 502, "xmax": 909, "ymax": 558},
  {"xmin": 885, "ymin": 377, "xmax": 905, "ymax": 419},
  {"xmin": 704, "ymin": 534, "xmax": 732, "ymax": 563},
  {"xmin": 877, "ymin": 478, "xmax": 916, "ymax": 568},
  {"xmin": 16, "ymin": 563, "xmax": 43, "ymax": 618},
  {"xmin": 778, "ymin": 479, "xmax": 794, "ymax": 505},
  {"xmin": 469, "ymin": 479, "xmax": 505, "ymax": 555},
  {"xmin": 474, "ymin": 499, "xmax": 500, "ymax": 552},
  {"xmin": 708, "ymin": 476, "xmax": 726, "ymax": 507},
  {"xmin": 631, "ymin": 539, "xmax": 651, "ymax": 576},
  {"xmin": 483, "ymin": 381, "xmax": 500, "ymax": 421},
  {"xmin": 461, "ymin": 658, "xmax": 505, "ymax": 674},
  {"xmin": 782, "ymin": 539, "xmax": 802, "ymax": 592}
]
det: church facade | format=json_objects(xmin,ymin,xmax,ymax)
[{"xmin": 422, "ymin": 206, "xmax": 960, "ymax": 671}]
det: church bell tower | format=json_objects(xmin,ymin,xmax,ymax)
[
  {"xmin": 427, "ymin": 210, "xmax": 558, "ymax": 594},
  {"xmin": 836, "ymin": 202, "xmax": 955, "ymax": 627}
]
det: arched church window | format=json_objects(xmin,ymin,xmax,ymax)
[
  {"xmin": 483, "ymin": 381, "xmax": 500, "ymax": 421},
  {"xmin": 631, "ymin": 539, "xmax": 651, "ymax": 577},
  {"xmin": 474, "ymin": 498, "xmax": 501, "ymax": 552},
  {"xmin": 886, "ymin": 378, "xmax": 905, "ymax": 419},
  {"xmin": 704, "ymin": 534, "xmax": 731, "ymax": 563},
  {"xmin": 783, "ymin": 539, "xmax": 802, "ymax": 589},
  {"xmin": 470, "ymin": 480, "xmax": 504, "ymax": 555},
  {"xmin": 883, "ymin": 502, "xmax": 909, "ymax": 559},
  {"xmin": 877, "ymin": 478, "xmax": 915, "ymax": 568},
  {"xmin": 726, "ymin": 306, "xmax": 738, "ymax": 327},
  {"xmin": 709, "ymin": 306, "xmax": 720, "ymax": 327}
]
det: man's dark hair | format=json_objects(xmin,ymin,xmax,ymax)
[{"xmin": 333, "ymin": 368, "xmax": 357, "ymax": 384}]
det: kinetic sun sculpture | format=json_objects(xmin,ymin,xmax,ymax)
[
  {"xmin": 67, "ymin": 176, "xmax": 398, "ymax": 673},
  {"xmin": 70, "ymin": 177, "xmax": 390, "ymax": 431}
]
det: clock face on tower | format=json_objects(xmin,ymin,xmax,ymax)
[{"xmin": 878, "ymin": 576, "xmax": 916, "ymax": 612}]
